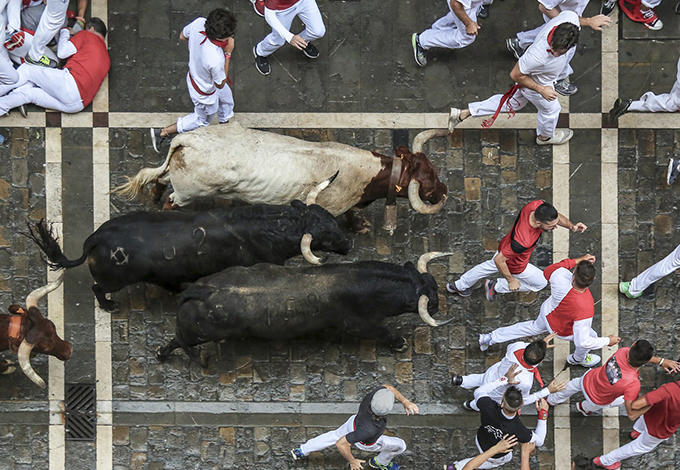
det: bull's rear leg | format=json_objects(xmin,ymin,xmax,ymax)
[
  {"xmin": 92, "ymin": 284, "xmax": 118, "ymax": 312},
  {"xmin": 156, "ymin": 337, "xmax": 181, "ymax": 362},
  {"xmin": 152, "ymin": 182, "xmax": 168, "ymax": 205},
  {"xmin": 345, "ymin": 323, "xmax": 408, "ymax": 352},
  {"xmin": 162, "ymin": 196, "xmax": 179, "ymax": 211},
  {"xmin": 344, "ymin": 207, "xmax": 371, "ymax": 234}
]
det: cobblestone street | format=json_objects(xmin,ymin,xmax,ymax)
[{"xmin": 0, "ymin": 0, "xmax": 679, "ymax": 469}]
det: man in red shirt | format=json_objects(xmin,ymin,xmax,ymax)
[
  {"xmin": 547, "ymin": 340, "xmax": 679, "ymax": 418},
  {"xmin": 478, "ymin": 255, "xmax": 620, "ymax": 366},
  {"xmin": 0, "ymin": 17, "xmax": 109, "ymax": 115},
  {"xmin": 447, "ymin": 200, "xmax": 587, "ymax": 301},
  {"xmin": 252, "ymin": 0, "xmax": 325, "ymax": 75},
  {"xmin": 593, "ymin": 380, "xmax": 680, "ymax": 469}
]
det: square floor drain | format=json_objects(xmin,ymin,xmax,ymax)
[{"xmin": 65, "ymin": 383, "xmax": 96, "ymax": 441}]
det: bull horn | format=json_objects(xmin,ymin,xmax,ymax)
[
  {"xmin": 417, "ymin": 251, "xmax": 454, "ymax": 274},
  {"xmin": 408, "ymin": 180, "xmax": 447, "ymax": 214},
  {"xmin": 18, "ymin": 340, "xmax": 46, "ymax": 389},
  {"xmin": 411, "ymin": 129, "xmax": 450, "ymax": 154},
  {"xmin": 26, "ymin": 269, "xmax": 65, "ymax": 309},
  {"xmin": 301, "ymin": 233, "xmax": 322, "ymax": 265},
  {"xmin": 418, "ymin": 295, "xmax": 453, "ymax": 327},
  {"xmin": 306, "ymin": 171, "xmax": 339, "ymax": 206}
]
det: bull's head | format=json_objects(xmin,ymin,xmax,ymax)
[
  {"xmin": 4, "ymin": 270, "xmax": 71, "ymax": 388},
  {"xmin": 415, "ymin": 252, "xmax": 454, "ymax": 327},
  {"xmin": 299, "ymin": 172, "xmax": 352, "ymax": 264},
  {"xmin": 398, "ymin": 130, "xmax": 450, "ymax": 215}
]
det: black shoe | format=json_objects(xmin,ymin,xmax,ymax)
[
  {"xmin": 505, "ymin": 38, "xmax": 525, "ymax": 60},
  {"xmin": 25, "ymin": 54, "xmax": 57, "ymax": 68},
  {"xmin": 446, "ymin": 282, "xmax": 472, "ymax": 297},
  {"xmin": 608, "ymin": 98, "xmax": 632, "ymax": 123},
  {"xmin": 302, "ymin": 43, "xmax": 319, "ymax": 59},
  {"xmin": 478, "ymin": 5, "xmax": 490, "ymax": 19},
  {"xmin": 667, "ymin": 158, "xmax": 680, "ymax": 185},
  {"xmin": 253, "ymin": 46, "xmax": 271, "ymax": 75},
  {"xmin": 462, "ymin": 400, "xmax": 475, "ymax": 411},
  {"xmin": 150, "ymin": 127, "xmax": 165, "ymax": 153},
  {"xmin": 451, "ymin": 375, "xmax": 463, "ymax": 386},
  {"xmin": 601, "ymin": 0, "xmax": 617, "ymax": 15}
]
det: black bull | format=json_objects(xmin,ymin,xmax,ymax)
[
  {"xmin": 157, "ymin": 253, "xmax": 452, "ymax": 362},
  {"xmin": 27, "ymin": 201, "xmax": 352, "ymax": 311}
]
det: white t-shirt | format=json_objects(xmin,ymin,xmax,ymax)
[
  {"xmin": 452, "ymin": 0, "xmax": 485, "ymax": 13},
  {"xmin": 518, "ymin": 11, "xmax": 579, "ymax": 86},
  {"xmin": 539, "ymin": 0, "xmax": 589, "ymax": 18},
  {"xmin": 183, "ymin": 17, "xmax": 227, "ymax": 104}
]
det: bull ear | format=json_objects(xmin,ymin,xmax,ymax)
[
  {"xmin": 8, "ymin": 305, "xmax": 24, "ymax": 315},
  {"xmin": 403, "ymin": 261, "xmax": 416, "ymax": 271},
  {"xmin": 291, "ymin": 200, "xmax": 306, "ymax": 209}
]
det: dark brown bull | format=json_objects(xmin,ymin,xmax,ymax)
[{"xmin": 0, "ymin": 271, "xmax": 71, "ymax": 388}]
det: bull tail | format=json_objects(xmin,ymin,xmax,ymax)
[
  {"xmin": 111, "ymin": 145, "xmax": 179, "ymax": 200},
  {"xmin": 26, "ymin": 220, "xmax": 88, "ymax": 269}
]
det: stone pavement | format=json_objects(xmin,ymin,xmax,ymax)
[{"xmin": 0, "ymin": 0, "xmax": 680, "ymax": 470}]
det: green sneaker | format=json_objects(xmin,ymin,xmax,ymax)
[
  {"xmin": 25, "ymin": 54, "xmax": 58, "ymax": 68},
  {"xmin": 619, "ymin": 281, "xmax": 642, "ymax": 299}
]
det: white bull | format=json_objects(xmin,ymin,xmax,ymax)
[{"xmin": 115, "ymin": 121, "xmax": 449, "ymax": 231}]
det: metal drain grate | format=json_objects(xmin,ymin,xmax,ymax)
[{"xmin": 65, "ymin": 383, "xmax": 96, "ymax": 441}]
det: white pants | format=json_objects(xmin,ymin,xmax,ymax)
[
  {"xmin": 418, "ymin": 1, "xmax": 480, "ymax": 51},
  {"xmin": 177, "ymin": 73, "xmax": 234, "ymax": 134},
  {"xmin": 28, "ymin": 0, "xmax": 68, "ymax": 60},
  {"xmin": 516, "ymin": 25, "xmax": 575, "ymax": 82},
  {"xmin": 0, "ymin": 63, "xmax": 82, "ymax": 114},
  {"xmin": 470, "ymin": 87, "xmax": 562, "ymax": 138},
  {"xmin": 599, "ymin": 416, "xmax": 666, "ymax": 466},
  {"xmin": 628, "ymin": 243, "xmax": 680, "ymax": 296},
  {"xmin": 0, "ymin": 6, "xmax": 19, "ymax": 86},
  {"xmin": 546, "ymin": 373, "xmax": 625, "ymax": 412},
  {"xmin": 489, "ymin": 311, "xmax": 597, "ymax": 364},
  {"xmin": 455, "ymin": 436, "xmax": 513, "ymax": 469},
  {"xmin": 641, "ymin": 0, "xmax": 662, "ymax": 8},
  {"xmin": 454, "ymin": 252, "xmax": 548, "ymax": 294},
  {"xmin": 629, "ymin": 75, "xmax": 680, "ymax": 113},
  {"xmin": 255, "ymin": 0, "xmax": 325, "ymax": 57},
  {"xmin": 460, "ymin": 361, "xmax": 523, "ymax": 410},
  {"xmin": 299, "ymin": 415, "xmax": 407, "ymax": 466}
]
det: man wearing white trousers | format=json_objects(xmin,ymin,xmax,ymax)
[
  {"xmin": 593, "ymin": 380, "xmax": 680, "ymax": 470},
  {"xmin": 150, "ymin": 9, "xmax": 236, "ymax": 153},
  {"xmin": 447, "ymin": 11, "xmax": 580, "ymax": 145},
  {"xmin": 447, "ymin": 199, "xmax": 587, "ymax": 300},
  {"xmin": 253, "ymin": 0, "xmax": 325, "ymax": 76},
  {"xmin": 291, "ymin": 384, "xmax": 418, "ymax": 470},
  {"xmin": 619, "ymin": 243, "xmax": 680, "ymax": 298},
  {"xmin": 410, "ymin": 0, "xmax": 484, "ymax": 67},
  {"xmin": 609, "ymin": 55, "xmax": 680, "ymax": 125},
  {"xmin": 25, "ymin": 0, "xmax": 88, "ymax": 67},
  {"xmin": 447, "ymin": 365, "xmax": 549, "ymax": 470},
  {"xmin": 451, "ymin": 336, "xmax": 567, "ymax": 411},
  {"xmin": 505, "ymin": 0, "xmax": 611, "ymax": 96},
  {"xmin": 547, "ymin": 340, "xmax": 680, "ymax": 417},
  {"xmin": 479, "ymin": 255, "xmax": 620, "ymax": 367},
  {"xmin": 0, "ymin": 0, "xmax": 20, "ymax": 88},
  {"xmin": 0, "ymin": 17, "xmax": 108, "ymax": 116}
]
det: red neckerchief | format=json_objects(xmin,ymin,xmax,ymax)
[
  {"xmin": 482, "ymin": 84, "xmax": 521, "ymax": 129},
  {"xmin": 514, "ymin": 349, "xmax": 544, "ymax": 387},
  {"xmin": 545, "ymin": 25, "xmax": 559, "ymax": 54},
  {"xmin": 199, "ymin": 31, "xmax": 229, "ymax": 49}
]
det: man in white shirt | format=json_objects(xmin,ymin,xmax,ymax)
[
  {"xmin": 0, "ymin": 0, "xmax": 19, "ymax": 90},
  {"xmin": 451, "ymin": 336, "xmax": 567, "ymax": 411},
  {"xmin": 505, "ymin": 0, "xmax": 611, "ymax": 96},
  {"xmin": 447, "ymin": 11, "xmax": 580, "ymax": 146},
  {"xmin": 478, "ymin": 255, "xmax": 620, "ymax": 367},
  {"xmin": 253, "ymin": 0, "xmax": 325, "ymax": 76},
  {"xmin": 411, "ymin": 0, "xmax": 484, "ymax": 67},
  {"xmin": 150, "ymin": 8, "xmax": 236, "ymax": 153}
]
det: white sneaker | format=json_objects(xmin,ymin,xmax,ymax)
[
  {"xmin": 536, "ymin": 129, "xmax": 574, "ymax": 146},
  {"xmin": 479, "ymin": 333, "xmax": 492, "ymax": 352},
  {"xmin": 448, "ymin": 108, "xmax": 462, "ymax": 132}
]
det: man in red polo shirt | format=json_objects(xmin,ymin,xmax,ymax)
[
  {"xmin": 447, "ymin": 200, "xmax": 587, "ymax": 301},
  {"xmin": 0, "ymin": 17, "xmax": 108, "ymax": 116},
  {"xmin": 478, "ymin": 255, "xmax": 620, "ymax": 366},
  {"xmin": 593, "ymin": 380, "xmax": 680, "ymax": 469},
  {"xmin": 547, "ymin": 340, "xmax": 680, "ymax": 417}
]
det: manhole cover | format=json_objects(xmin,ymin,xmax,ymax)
[{"xmin": 65, "ymin": 383, "xmax": 96, "ymax": 441}]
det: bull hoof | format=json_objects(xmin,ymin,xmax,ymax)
[
  {"xmin": 391, "ymin": 337, "xmax": 410, "ymax": 352},
  {"xmin": 155, "ymin": 346, "xmax": 169, "ymax": 362},
  {"xmin": 99, "ymin": 299, "xmax": 119, "ymax": 313},
  {"xmin": 200, "ymin": 351, "xmax": 210, "ymax": 370}
]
